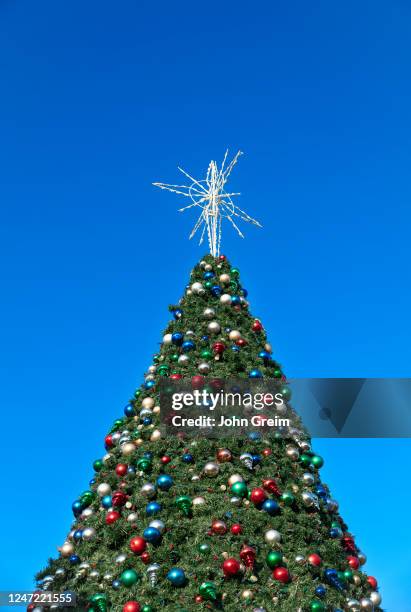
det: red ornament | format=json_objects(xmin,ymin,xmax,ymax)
[
  {"xmin": 219, "ymin": 254, "xmax": 226, "ymax": 261},
  {"xmin": 213, "ymin": 342, "xmax": 226, "ymax": 354},
  {"xmin": 347, "ymin": 555, "xmax": 360, "ymax": 570},
  {"xmin": 191, "ymin": 375, "xmax": 205, "ymax": 389},
  {"xmin": 252, "ymin": 320, "xmax": 263, "ymax": 332},
  {"xmin": 236, "ymin": 338, "xmax": 247, "ymax": 347},
  {"xmin": 216, "ymin": 448, "xmax": 232, "ymax": 463},
  {"xmin": 273, "ymin": 566, "xmax": 290, "ymax": 583},
  {"xmin": 308, "ymin": 553, "xmax": 322, "ymax": 567},
  {"xmin": 240, "ymin": 545, "xmax": 256, "ymax": 569},
  {"xmin": 209, "ymin": 378, "xmax": 224, "ymax": 390},
  {"xmin": 123, "ymin": 602, "xmax": 141, "ymax": 612},
  {"xmin": 230, "ymin": 523, "xmax": 242, "ymax": 535},
  {"xmin": 195, "ymin": 595, "xmax": 203, "ymax": 603},
  {"xmin": 222, "ymin": 557, "xmax": 240, "ymax": 577},
  {"xmin": 262, "ymin": 448, "xmax": 272, "ymax": 457},
  {"xmin": 170, "ymin": 373, "xmax": 182, "ymax": 380},
  {"xmin": 115, "ymin": 463, "xmax": 128, "ymax": 477},
  {"xmin": 342, "ymin": 534, "xmax": 356, "ymax": 553},
  {"xmin": 106, "ymin": 510, "xmax": 121, "ymax": 525},
  {"xmin": 367, "ymin": 576, "xmax": 378, "ymax": 589},
  {"xmin": 161, "ymin": 455, "xmax": 171, "ymax": 464},
  {"xmin": 141, "ymin": 550, "xmax": 151, "ymax": 564},
  {"xmin": 130, "ymin": 536, "xmax": 147, "ymax": 555},
  {"xmin": 112, "ymin": 491, "xmax": 128, "ymax": 507},
  {"xmin": 211, "ymin": 519, "xmax": 227, "ymax": 535},
  {"xmin": 104, "ymin": 434, "xmax": 114, "ymax": 448},
  {"xmin": 262, "ymin": 478, "xmax": 281, "ymax": 497},
  {"xmin": 250, "ymin": 487, "xmax": 267, "ymax": 505}
]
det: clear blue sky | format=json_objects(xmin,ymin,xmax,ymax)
[{"xmin": 1, "ymin": 1, "xmax": 410, "ymax": 609}]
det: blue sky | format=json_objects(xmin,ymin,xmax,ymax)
[{"xmin": 1, "ymin": 1, "xmax": 410, "ymax": 609}]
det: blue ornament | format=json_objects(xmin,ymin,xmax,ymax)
[
  {"xmin": 231, "ymin": 295, "xmax": 241, "ymax": 305},
  {"xmin": 166, "ymin": 567, "xmax": 186, "ymax": 586},
  {"xmin": 112, "ymin": 579, "xmax": 121, "ymax": 590},
  {"xmin": 72, "ymin": 500, "xmax": 82, "ymax": 517},
  {"xmin": 143, "ymin": 526, "xmax": 162, "ymax": 543},
  {"xmin": 315, "ymin": 585, "xmax": 326, "ymax": 598},
  {"xmin": 315, "ymin": 484, "xmax": 327, "ymax": 497},
  {"xmin": 324, "ymin": 568, "xmax": 345, "ymax": 591},
  {"xmin": 242, "ymin": 288, "xmax": 248, "ymax": 297},
  {"xmin": 249, "ymin": 369, "xmax": 263, "ymax": 378},
  {"xmin": 248, "ymin": 431, "xmax": 261, "ymax": 441},
  {"xmin": 262, "ymin": 499, "xmax": 280, "ymax": 515},
  {"xmin": 225, "ymin": 511, "xmax": 233, "ymax": 519},
  {"xmin": 124, "ymin": 404, "xmax": 135, "ymax": 417},
  {"xmin": 258, "ymin": 350, "xmax": 271, "ymax": 360},
  {"xmin": 89, "ymin": 478, "xmax": 96, "ymax": 486},
  {"xmin": 143, "ymin": 452, "xmax": 154, "ymax": 460},
  {"xmin": 182, "ymin": 340, "xmax": 195, "ymax": 352},
  {"xmin": 252, "ymin": 454, "xmax": 262, "ymax": 465},
  {"xmin": 201, "ymin": 335, "xmax": 209, "ymax": 342},
  {"xmin": 69, "ymin": 554, "xmax": 80, "ymax": 565},
  {"xmin": 156, "ymin": 474, "xmax": 174, "ymax": 490},
  {"xmin": 330, "ymin": 527, "xmax": 342, "ymax": 538},
  {"xmin": 182, "ymin": 453, "xmax": 194, "ymax": 463},
  {"xmin": 73, "ymin": 529, "xmax": 83, "ymax": 542},
  {"xmin": 143, "ymin": 416, "xmax": 152, "ymax": 425},
  {"xmin": 203, "ymin": 271, "xmax": 215, "ymax": 279},
  {"xmin": 171, "ymin": 332, "xmax": 184, "ymax": 345},
  {"xmin": 145, "ymin": 380, "xmax": 155, "ymax": 390},
  {"xmin": 173, "ymin": 308, "xmax": 183, "ymax": 319},
  {"xmin": 211, "ymin": 285, "xmax": 222, "ymax": 296},
  {"xmin": 146, "ymin": 501, "xmax": 162, "ymax": 516},
  {"xmin": 127, "ymin": 466, "xmax": 136, "ymax": 475},
  {"xmin": 231, "ymin": 345, "xmax": 240, "ymax": 352},
  {"xmin": 101, "ymin": 495, "xmax": 112, "ymax": 509}
]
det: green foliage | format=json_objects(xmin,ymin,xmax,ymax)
[{"xmin": 36, "ymin": 255, "xmax": 381, "ymax": 611}]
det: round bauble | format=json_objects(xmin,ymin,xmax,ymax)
[
  {"xmin": 219, "ymin": 273, "xmax": 230, "ymax": 283},
  {"xmin": 207, "ymin": 321, "xmax": 221, "ymax": 334},
  {"xmin": 193, "ymin": 496, "xmax": 206, "ymax": 506},
  {"xmin": 272, "ymin": 567, "xmax": 290, "ymax": 583},
  {"xmin": 203, "ymin": 461, "xmax": 219, "ymax": 476},
  {"xmin": 228, "ymin": 329, "xmax": 241, "ymax": 341},
  {"xmin": 140, "ymin": 483, "xmax": 156, "ymax": 498},
  {"xmin": 123, "ymin": 602, "xmax": 141, "ymax": 612},
  {"xmin": 59, "ymin": 542, "xmax": 74, "ymax": 557},
  {"xmin": 120, "ymin": 569, "xmax": 139, "ymax": 587},
  {"xmin": 166, "ymin": 567, "xmax": 186, "ymax": 586},
  {"xmin": 227, "ymin": 473, "xmax": 244, "ymax": 486},
  {"xmin": 97, "ymin": 483, "xmax": 111, "ymax": 497},
  {"xmin": 265, "ymin": 529, "xmax": 281, "ymax": 545},
  {"xmin": 211, "ymin": 519, "xmax": 227, "ymax": 535},
  {"xmin": 203, "ymin": 307, "xmax": 215, "ymax": 319},
  {"xmin": 130, "ymin": 536, "xmax": 146, "ymax": 555},
  {"xmin": 220, "ymin": 293, "xmax": 232, "ymax": 305},
  {"xmin": 222, "ymin": 558, "xmax": 240, "ymax": 577},
  {"xmin": 198, "ymin": 362, "xmax": 210, "ymax": 374}
]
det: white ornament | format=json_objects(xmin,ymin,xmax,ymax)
[
  {"xmin": 229, "ymin": 329, "xmax": 241, "ymax": 341},
  {"xmin": 97, "ymin": 483, "xmax": 111, "ymax": 497},
  {"xmin": 264, "ymin": 529, "xmax": 281, "ymax": 545},
  {"xmin": 163, "ymin": 333, "xmax": 173, "ymax": 344},
  {"xmin": 207, "ymin": 321, "xmax": 221, "ymax": 334},
  {"xmin": 220, "ymin": 293, "xmax": 232, "ymax": 305}
]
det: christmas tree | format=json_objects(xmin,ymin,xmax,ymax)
[{"xmin": 35, "ymin": 154, "xmax": 382, "ymax": 612}]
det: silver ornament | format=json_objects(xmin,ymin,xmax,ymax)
[
  {"xmin": 228, "ymin": 329, "xmax": 241, "ymax": 341},
  {"xmin": 140, "ymin": 483, "xmax": 156, "ymax": 498},
  {"xmin": 200, "ymin": 260, "xmax": 207, "ymax": 268},
  {"xmin": 302, "ymin": 472, "xmax": 315, "ymax": 485},
  {"xmin": 103, "ymin": 573, "xmax": 114, "ymax": 582},
  {"xmin": 191, "ymin": 282, "xmax": 205, "ymax": 295},
  {"xmin": 145, "ymin": 374, "xmax": 155, "ymax": 382},
  {"xmin": 127, "ymin": 513, "xmax": 138, "ymax": 523},
  {"xmin": 203, "ymin": 461, "xmax": 219, "ymax": 476},
  {"xmin": 295, "ymin": 554, "xmax": 305, "ymax": 564},
  {"xmin": 97, "ymin": 483, "xmax": 111, "ymax": 497},
  {"xmin": 230, "ymin": 496, "xmax": 242, "ymax": 505},
  {"xmin": 204, "ymin": 263, "xmax": 213, "ymax": 271},
  {"xmin": 207, "ymin": 320, "xmax": 221, "ymax": 334},
  {"xmin": 286, "ymin": 445, "xmax": 299, "ymax": 461},
  {"xmin": 358, "ymin": 551, "xmax": 367, "ymax": 565},
  {"xmin": 370, "ymin": 592, "xmax": 382, "ymax": 606},
  {"xmin": 264, "ymin": 529, "xmax": 281, "ymax": 545},
  {"xmin": 240, "ymin": 453, "xmax": 254, "ymax": 470},
  {"xmin": 346, "ymin": 599, "xmax": 361, "ymax": 611},
  {"xmin": 81, "ymin": 507, "xmax": 94, "ymax": 519},
  {"xmin": 147, "ymin": 563, "xmax": 160, "ymax": 587},
  {"xmin": 163, "ymin": 333, "xmax": 173, "ymax": 344},
  {"xmin": 114, "ymin": 553, "xmax": 127, "ymax": 564},
  {"xmin": 149, "ymin": 519, "xmax": 165, "ymax": 533},
  {"xmin": 55, "ymin": 568, "xmax": 65, "ymax": 577},
  {"xmin": 198, "ymin": 361, "xmax": 210, "ymax": 374},
  {"xmin": 219, "ymin": 273, "xmax": 230, "ymax": 283},
  {"xmin": 140, "ymin": 408, "xmax": 153, "ymax": 418},
  {"xmin": 203, "ymin": 307, "xmax": 216, "ymax": 319},
  {"xmin": 89, "ymin": 570, "xmax": 100, "ymax": 579},
  {"xmin": 227, "ymin": 473, "xmax": 244, "ymax": 486},
  {"xmin": 178, "ymin": 354, "xmax": 189, "ymax": 365},
  {"xmin": 220, "ymin": 293, "xmax": 232, "ymax": 304},
  {"xmin": 360, "ymin": 599, "xmax": 373, "ymax": 611},
  {"xmin": 193, "ymin": 496, "xmax": 206, "ymax": 506},
  {"xmin": 82, "ymin": 527, "xmax": 96, "ymax": 541}
]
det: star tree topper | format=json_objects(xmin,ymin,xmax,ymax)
[{"xmin": 153, "ymin": 150, "xmax": 262, "ymax": 257}]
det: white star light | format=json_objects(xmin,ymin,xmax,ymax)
[{"xmin": 153, "ymin": 150, "xmax": 262, "ymax": 257}]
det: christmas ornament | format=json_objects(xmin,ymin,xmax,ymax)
[
  {"xmin": 240, "ymin": 545, "xmax": 256, "ymax": 569},
  {"xmin": 203, "ymin": 461, "xmax": 219, "ymax": 476},
  {"xmin": 166, "ymin": 567, "xmax": 186, "ymax": 586},
  {"xmin": 265, "ymin": 529, "xmax": 281, "ymax": 544},
  {"xmin": 222, "ymin": 557, "xmax": 240, "ymax": 577},
  {"xmin": 272, "ymin": 567, "xmax": 290, "ymax": 583},
  {"xmin": 176, "ymin": 495, "xmax": 192, "ymax": 515},
  {"xmin": 211, "ymin": 519, "xmax": 227, "ymax": 535},
  {"xmin": 266, "ymin": 551, "xmax": 283, "ymax": 569},
  {"xmin": 146, "ymin": 563, "xmax": 160, "ymax": 587},
  {"xmin": 199, "ymin": 581, "xmax": 217, "ymax": 601},
  {"xmin": 156, "ymin": 474, "xmax": 173, "ymax": 490},
  {"xmin": 123, "ymin": 602, "xmax": 141, "ymax": 612},
  {"xmin": 120, "ymin": 569, "xmax": 139, "ymax": 587},
  {"xmin": 143, "ymin": 526, "xmax": 161, "ymax": 543},
  {"xmin": 130, "ymin": 537, "xmax": 147, "ymax": 555},
  {"xmin": 88, "ymin": 593, "xmax": 108, "ymax": 612}
]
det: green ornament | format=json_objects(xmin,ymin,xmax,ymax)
[
  {"xmin": 230, "ymin": 267, "xmax": 240, "ymax": 277},
  {"xmin": 230, "ymin": 280, "xmax": 239, "ymax": 291},
  {"xmin": 170, "ymin": 353, "xmax": 179, "ymax": 362},
  {"xmin": 280, "ymin": 385, "xmax": 291, "ymax": 399},
  {"xmin": 331, "ymin": 521, "xmax": 340, "ymax": 529},
  {"xmin": 88, "ymin": 593, "xmax": 108, "ymax": 612},
  {"xmin": 266, "ymin": 551, "xmax": 283, "ymax": 569},
  {"xmin": 199, "ymin": 581, "xmax": 217, "ymax": 601},
  {"xmin": 142, "ymin": 606, "xmax": 154, "ymax": 612},
  {"xmin": 337, "ymin": 570, "xmax": 345, "ymax": 581},
  {"xmin": 153, "ymin": 354, "xmax": 160, "ymax": 363},
  {"xmin": 93, "ymin": 459, "xmax": 103, "ymax": 472},
  {"xmin": 299, "ymin": 453, "xmax": 312, "ymax": 467},
  {"xmin": 344, "ymin": 569, "xmax": 353, "ymax": 581},
  {"xmin": 79, "ymin": 490, "xmax": 95, "ymax": 507},
  {"xmin": 281, "ymin": 491, "xmax": 295, "ymax": 506},
  {"xmin": 198, "ymin": 543, "xmax": 210, "ymax": 554},
  {"xmin": 231, "ymin": 481, "xmax": 248, "ymax": 497},
  {"xmin": 204, "ymin": 280, "xmax": 213, "ymax": 289},
  {"xmin": 176, "ymin": 495, "xmax": 192, "ymax": 516},
  {"xmin": 311, "ymin": 455, "xmax": 324, "ymax": 469},
  {"xmin": 134, "ymin": 389, "xmax": 141, "ymax": 398},
  {"xmin": 111, "ymin": 418, "xmax": 124, "ymax": 432},
  {"xmin": 273, "ymin": 368, "xmax": 282, "ymax": 378},
  {"xmin": 200, "ymin": 349, "xmax": 213, "ymax": 359},
  {"xmin": 137, "ymin": 457, "xmax": 152, "ymax": 472},
  {"xmin": 120, "ymin": 568, "xmax": 139, "ymax": 586},
  {"xmin": 310, "ymin": 601, "xmax": 325, "ymax": 612},
  {"xmin": 157, "ymin": 364, "xmax": 170, "ymax": 376}
]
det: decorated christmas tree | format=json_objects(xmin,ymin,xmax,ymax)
[{"xmin": 35, "ymin": 153, "xmax": 382, "ymax": 612}]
